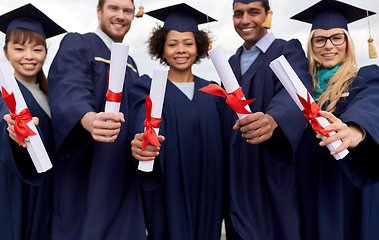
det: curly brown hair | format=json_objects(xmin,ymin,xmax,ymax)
[{"xmin": 148, "ymin": 26, "xmax": 210, "ymax": 66}]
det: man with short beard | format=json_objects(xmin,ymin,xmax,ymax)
[{"xmin": 48, "ymin": 0, "xmax": 146, "ymax": 239}]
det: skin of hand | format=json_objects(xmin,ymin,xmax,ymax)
[
  {"xmin": 131, "ymin": 133, "xmax": 165, "ymax": 161},
  {"xmin": 80, "ymin": 111, "xmax": 125, "ymax": 142},
  {"xmin": 4, "ymin": 114, "xmax": 39, "ymax": 148},
  {"xmin": 233, "ymin": 112, "xmax": 278, "ymax": 144},
  {"xmin": 316, "ymin": 111, "xmax": 364, "ymax": 155}
]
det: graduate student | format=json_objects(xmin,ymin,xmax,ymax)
[
  {"xmin": 130, "ymin": 3, "xmax": 223, "ymax": 240},
  {"xmin": 47, "ymin": 0, "xmax": 146, "ymax": 239},
  {"xmin": 223, "ymin": 0, "xmax": 313, "ymax": 239},
  {"xmin": 291, "ymin": 1, "xmax": 379, "ymax": 239},
  {"xmin": 0, "ymin": 4, "xmax": 66, "ymax": 240}
]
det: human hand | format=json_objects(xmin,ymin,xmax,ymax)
[
  {"xmin": 131, "ymin": 133, "xmax": 165, "ymax": 161},
  {"xmin": 233, "ymin": 112, "xmax": 278, "ymax": 144},
  {"xmin": 316, "ymin": 111, "xmax": 364, "ymax": 155},
  {"xmin": 4, "ymin": 114, "xmax": 39, "ymax": 147},
  {"xmin": 80, "ymin": 111, "xmax": 125, "ymax": 142}
]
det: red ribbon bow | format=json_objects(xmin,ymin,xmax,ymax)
[
  {"xmin": 106, "ymin": 89, "xmax": 123, "ymax": 103},
  {"xmin": 199, "ymin": 84, "xmax": 255, "ymax": 114},
  {"xmin": 1, "ymin": 87, "xmax": 36, "ymax": 146},
  {"xmin": 141, "ymin": 95, "xmax": 161, "ymax": 151},
  {"xmin": 297, "ymin": 92, "xmax": 332, "ymax": 137}
]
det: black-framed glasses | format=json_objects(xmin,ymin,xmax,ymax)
[{"xmin": 311, "ymin": 33, "xmax": 347, "ymax": 48}]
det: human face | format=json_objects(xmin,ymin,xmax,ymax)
[
  {"xmin": 162, "ymin": 30, "xmax": 198, "ymax": 76},
  {"xmin": 4, "ymin": 38, "xmax": 46, "ymax": 84},
  {"xmin": 233, "ymin": 1, "xmax": 268, "ymax": 50},
  {"xmin": 312, "ymin": 28, "xmax": 347, "ymax": 69},
  {"xmin": 97, "ymin": 0, "xmax": 134, "ymax": 42}
]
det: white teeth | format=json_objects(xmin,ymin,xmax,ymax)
[
  {"xmin": 323, "ymin": 53, "xmax": 336, "ymax": 57},
  {"xmin": 242, "ymin": 28, "xmax": 252, "ymax": 32},
  {"xmin": 175, "ymin": 58, "xmax": 187, "ymax": 61},
  {"xmin": 113, "ymin": 23, "xmax": 123, "ymax": 27},
  {"xmin": 23, "ymin": 64, "xmax": 35, "ymax": 67}
]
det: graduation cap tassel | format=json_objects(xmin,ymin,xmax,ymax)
[
  {"xmin": 261, "ymin": 10, "xmax": 273, "ymax": 29},
  {"xmin": 367, "ymin": 10, "xmax": 377, "ymax": 59},
  {"xmin": 135, "ymin": 0, "xmax": 144, "ymax": 18},
  {"xmin": 261, "ymin": 0, "xmax": 273, "ymax": 29}
]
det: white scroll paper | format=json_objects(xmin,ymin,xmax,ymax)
[
  {"xmin": 0, "ymin": 61, "xmax": 52, "ymax": 172},
  {"xmin": 138, "ymin": 68, "xmax": 168, "ymax": 172},
  {"xmin": 269, "ymin": 55, "xmax": 349, "ymax": 160},
  {"xmin": 208, "ymin": 46, "xmax": 252, "ymax": 120},
  {"xmin": 104, "ymin": 42, "xmax": 129, "ymax": 114}
]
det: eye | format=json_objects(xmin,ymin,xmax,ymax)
[
  {"xmin": 249, "ymin": 10, "xmax": 260, "ymax": 16},
  {"xmin": 233, "ymin": 12, "xmax": 243, "ymax": 18}
]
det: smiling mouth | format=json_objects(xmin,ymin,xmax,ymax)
[
  {"xmin": 21, "ymin": 63, "xmax": 36, "ymax": 68},
  {"xmin": 322, "ymin": 53, "xmax": 337, "ymax": 58}
]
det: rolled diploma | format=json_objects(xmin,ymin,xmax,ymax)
[
  {"xmin": 269, "ymin": 55, "xmax": 348, "ymax": 160},
  {"xmin": 0, "ymin": 61, "xmax": 52, "ymax": 172},
  {"xmin": 104, "ymin": 42, "xmax": 129, "ymax": 114},
  {"xmin": 138, "ymin": 68, "xmax": 168, "ymax": 172},
  {"xmin": 208, "ymin": 46, "xmax": 251, "ymax": 120}
]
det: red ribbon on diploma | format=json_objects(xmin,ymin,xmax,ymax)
[
  {"xmin": 106, "ymin": 70, "xmax": 123, "ymax": 103},
  {"xmin": 1, "ymin": 87, "xmax": 36, "ymax": 146},
  {"xmin": 296, "ymin": 92, "xmax": 332, "ymax": 137},
  {"xmin": 199, "ymin": 84, "xmax": 255, "ymax": 115},
  {"xmin": 106, "ymin": 89, "xmax": 123, "ymax": 103},
  {"xmin": 141, "ymin": 95, "xmax": 161, "ymax": 152}
]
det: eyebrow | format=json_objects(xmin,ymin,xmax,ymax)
[{"xmin": 234, "ymin": 7, "xmax": 261, "ymax": 13}]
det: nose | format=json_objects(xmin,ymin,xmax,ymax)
[
  {"xmin": 241, "ymin": 13, "xmax": 250, "ymax": 25},
  {"xmin": 324, "ymin": 38, "xmax": 333, "ymax": 49},
  {"xmin": 24, "ymin": 49, "xmax": 34, "ymax": 60},
  {"xmin": 177, "ymin": 43, "xmax": 185, "ymax": 53},
  {"xmin": 115, "ymin": 9, "xmax": 125, "ymax": 20}
]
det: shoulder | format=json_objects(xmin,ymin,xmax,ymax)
[
  {"xmin": 269, "ymin": 38, "xmax": 303, "ymax": 51},
  {"xmin": 354, "ymin": 64, "xmax": 379, "ymax": 86}
]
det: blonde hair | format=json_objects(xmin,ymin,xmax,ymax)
[{"xmin": 307, "ymin": 28, "xmax": 359, "ymax": 112}]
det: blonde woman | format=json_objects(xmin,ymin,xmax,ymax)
[{"xmin": 292, "ymin": 1, "xmax": 379, "ymax": 240}]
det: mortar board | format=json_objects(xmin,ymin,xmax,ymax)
[
  {"xmin": 145, "ymin": 3, "xmax": 216, "ymax": 33},
  {"xmin": 233, "ymin": 0, "xmax": 268, "ymax": 4},
  {"xmin": 291, "ymin": 0, "xmax": 376, "ymax": 31},
  {"xmin": 0, "ymin": 3, "xmax": 66, "ymax": 39}
]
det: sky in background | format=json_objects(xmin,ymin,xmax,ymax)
[{"xmin": 1, "ymin": 0, "xmax": 378, "ymax": 82}]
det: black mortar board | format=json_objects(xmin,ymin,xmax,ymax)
[
  {"xmin": 145, "ymin": 3, "xmax": 216, "ymax": 33},
  {"xmin": 0, "ymin": 3, "xmax": 66, "ymax": 39},
  {"xmin": 291, "ymin": 0, "xmax": 375, "ymax": 31}
]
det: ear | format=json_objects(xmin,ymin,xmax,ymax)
[
  {"xmin": 3, "ymin": 47, "xmax": 9, "ymax": 60},
  {"xmin": 97, "ymin": 5, "xmax": 102, "ymax": 20},
  {"xmin": 162, "ymin": 52, "xmax": 166, "ymax": 59}
]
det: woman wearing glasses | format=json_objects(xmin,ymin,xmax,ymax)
[{"xmin": 291, "ymin": 1, "xmax": 379, "ymax": 240}]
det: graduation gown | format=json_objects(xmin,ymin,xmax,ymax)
[
  {"xmin": 129, "ymin": 75, "xmax": 224, "ymax": 240},
  {"xmin": 48, "ymin": 33, "xmax": 146, "ymax": 240},
  {"xmin": 0, "ymin": 81, "xmax": 54, "ymax": 240},
  {"xmin": 223, "ymin": 39, "xmax": 313, "ymax": 240},
  {"xmin": 297, "ymin": 64, "xmax": 379, "ymax": 240}
]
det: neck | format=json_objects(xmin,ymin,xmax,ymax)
[
  {"xmin": 14, "ymin": 73, "xmax": 37, "ymax": 84},
  {"xmin": 244, "ymin": 29, "xmax": 268, "ymax": 50},
  {"xmin": 167, "ymin": 68, "xmax": 194, "ymax": 83}
]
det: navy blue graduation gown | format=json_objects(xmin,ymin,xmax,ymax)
[
  {"xmin": 48, "ymin": 33, "xmax": 146, "ymax": 240},
  {"xmin": 129, "ymin": 75, "xmax": 224, "ymax": 240},
  {"xmin": 223, "ymin": 39, "xmax": 313, "ymax": 240},
  {"xmin": 0, "ymin": 81, "xmax": 54, "ymax": 240},
  {"xmin": 297, "ymin": 65, "xmax": 379, "ymax": 240}
]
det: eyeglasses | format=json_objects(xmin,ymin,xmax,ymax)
[{"xmin": 311, "ymin": 33, "xmax": 347, "ymax": 48}]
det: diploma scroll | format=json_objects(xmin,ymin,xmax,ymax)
[
  {"xmin": 208, "ymin": 46, "xmax": 252, "ymax": 120},
  {"xmin": 104, "ymin": 42, "xmax": 130, "ymax": 115},
  {"xmin": 138, "ymin": 68, "xmax": 168, "ymax": 172},
  {"xmin": 0, "ymin": 61, "xmax": 52, "ymax": 172},
  {"xmin": 269, "ymin": 55, "xmax": 349, "ymax": 160}
]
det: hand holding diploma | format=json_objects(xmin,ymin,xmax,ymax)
[
  {"xmin": 269, "ymin": 55, "xmax": 349, "ymax": 160},
  {"xmin": 0, "ymin": 61, "xmax": 52, "ymax": 172},
  {"xmin": 138, "ymin": 68, "xmax": 168, "ymax": 172}
]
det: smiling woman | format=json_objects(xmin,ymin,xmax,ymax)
[
  {"xmin": 129, "ymin": 3, "xmax": 224, "ymax": 240},
  {"xmin": 0, "ymin": 3, "xmax": 66, "ymax": 240}
]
